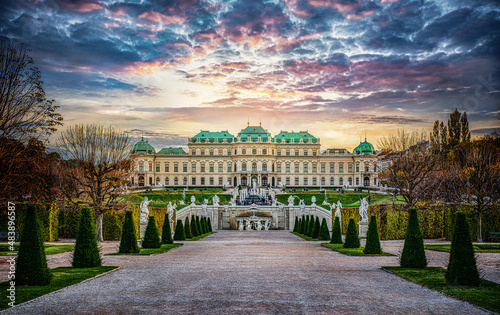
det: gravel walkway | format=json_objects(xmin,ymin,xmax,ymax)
[{"xmin": 2, "ymin": 231, "xmax": 494, "ymax": 314}]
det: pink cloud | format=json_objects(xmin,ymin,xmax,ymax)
[
  {"xmin": 138, "ymin": 10, "xmax": 185, "ymax": 25},
  {"xmin": 63, "ymin": 1, "xmax": 104, "ymax": 13}
]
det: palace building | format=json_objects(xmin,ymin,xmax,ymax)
[{"xmin": 130, "ymin": 123, "xmax": 379, "ymax": 188}]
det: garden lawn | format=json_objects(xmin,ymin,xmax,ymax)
[
  {"xmin": 383, "ymin": 267, "xmax": 500, "ymax": 314},
  {"xmin": 108, "ymin": 243, "xmax": 182, "ymax": 255},
  {"xmin": 276, "ymin": 193, "xmax": 404, "ymax": 209},
  {"xmin": 0, "ymin": 266, "xmax": 118, "ymax": 311},
  {"xmin": 322, "ymin": 243, "xmax": 395, "ymax": 256},
  {"xmin": 424, "ymin": 244, "xmax": 500, "ymax": 253},
  {"xmin": 186, "ymin": 232, "xmax": 215, "ymax": 241},
  {"xmin": 0, "ymin": 244, "xmax": 75, "ymax": 256},
  {"xmin": 125, "ymin": 192, "xmax": 232, "ymax": 208},
  {"xmin": 292, "ymin": 232, "xmax": 318, "ymax": 241}
]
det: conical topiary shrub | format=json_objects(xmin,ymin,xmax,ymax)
[
  {"xmin": 297, "ymin": 219, "xmax": 302, "ymax": 234},
  {"xmin": 184, "ymin": 216, "xmax": 193, "ymax": 239},
  {"xmin": 16, "ymin": 204, "xmax": 52, "ymax": 286},
  {"xmin": 364, "ymin": 215, "xmax": 381, "ymax": 254},
  {"xmin": 343, "ymin": 218, "xmax": 360, "ymax": 248},
  {"xmin": 207, "ymin": 217, "xmax": 213, "ymax": 232},
  {"xmin": 400, "ymin": 208, "xmax": 427, "ymax": 268},
  {"xmin": 202, "ymin": 217, "xmax": 208, "ymax": 234},
  {"xmin": 142, "ymin": 216, "xmax": 161, "ymax": 248},
  {"xmin": 446, "ymin": 212, "xmax": 480, "ymax": 286},
  {"xmin": 73, "ymin": 207, "xmax": 102, "ymax": 267},
  {"xmin": 300, "ymin": 216, "xmax": 305, "ymax": 234},
  {"xmin": 191, "ymin": 216, "xmax": 199, "ymax": 237},
  {"xmin": 119, "ymin": 211, "xmax": 139, "ymax": 253},
  {"xmin": 318, "ymin": 218, "xmax": 331, "ymax": 241},
  {"xmin": 312, "ymin": 217, "xmax": 320, "ymax": 239},
  {"xmin": 307, "ymin": 216, "xmax": 315, "ymax": 237},
  {"xmin": 173, "ymin": 219, "xmax": 185, "ymax": 241},
  {"xmin": 330, "ymin": 216, "xmax": 342, "ymax": 244},
  {"xmin": 196, "ymin": 216, "xmax": 202, "ymax": 235},
  {"xmin": 302, "ymin": 216, "xmax": 308, "ymax": 235},
  {"xmin": 161, "ymin": 214, "xmax": 173, "ymax": 244},
  {"xmin": 293, "ymin": 216, "xmax": 298, "ymax": 232}
]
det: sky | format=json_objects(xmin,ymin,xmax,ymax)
[{"xmin": 1, "ymin": 0, "xmax": 499, "ymax": 152}]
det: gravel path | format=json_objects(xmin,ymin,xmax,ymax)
[{"xmin": 2, "ymin": 231, "xmax": 492, "ymax": 314}]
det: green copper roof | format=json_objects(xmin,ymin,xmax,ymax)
[
  {"xmin": 191, "ymin": 131, "xmax": 234, "ymax": 143},
  {"xmin": 157, "ymin": 147, "xmax": 186, "ymax": 155},
  {"xmin": 133, "ymin": 138, "xmax": 156, "ymax": 154},
  {"xmin": 274, "ymin": 131, "xmax": 318, "ymax": 143},
  {"xmin": 237, "ymin": 125, "xmax": 271, "ymax": 142},
  {"xmin": 353, "ymin": 139, "xmax": 375, "ymax": 155}
]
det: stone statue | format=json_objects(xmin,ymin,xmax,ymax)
[
  {"xmin": 246, "ymin": 220, "xmax": 252, "ymax": 231},
  {"xmin": 299, "ymin": 199, "xmax": 305, "ymax": 213},
  {"xmin": 288, "ymin": 195, "xmax": 294, "ymax": 206},
  {"xmin": 224, "ymin": 204, "xmax": 229, "ymax": 212},
  {"xmin": 190, "ymin": 195, "xmax": 196, "ymax": 205},
  {"xmin": 359, "ymin": 197, "xmax": 369, "ymax": 223},
  {"xmin": 238, "ymin": 221, "xmax": 244, "ymax": 231},
  {"xmin": 140, "ymin": 197, "xmax": 153, "ymax": 224},
  {"xmin": 322, "ymin": 199, "xmax": 329, "ymax": 205},
  {"xmin": 256, "ymin": 221, "xmax": 263, "ymax": 231},
  {"xmin": 311, "ymin": 196, "xmax": 316, "ymax": 205},
  {"xmin": 264, "ymin": 220, "xmax": 271, "ymax": 230},
  {"xmin": 278, "ymin": 203, "xmax": 284, "ymax": 212},
  {"xmin": 335, "ymin": 200, "xmax": 342, "ymax": 219},
  {"xmin": 213, "ymin": 194, "xmax": 220, "ymax": 206}
]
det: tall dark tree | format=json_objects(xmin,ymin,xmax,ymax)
[
  {"xmin": 119, "ymin": 211, "xmax": 139, "ymax": 253},
  {"xmin": 364, "ymin": 215, "xmax": 382, "ymax": 254},
  {"xmin": 16, "ymin": 204, "xmax": 52, "ymax": 285},
  {"xmin": 142, "ymin": 216, "xmax": 161, "ymax": 248},
  {"xmin": 460, "ymin": 112, "xmax": 470, "ymax": 143},
  {"xmin": 312, "ymin": 216, "xmax": 320, "ymax": 239},
  {"xmin": 330, "ymin": 216, "xmax": 343, "ymax": 244},
  {"xmin": 196, "ymin": 216, "xmax": 202, "ymax": 235},
  {"xmin": 173, "ymin": 219, "xmax": 185, "ymax": 241},
  {"xmin": 161, "ymin": 214, "xmax": 173, "ymax": 244},
  {"xmin": 343, "ymin": 218, "xmax": 360, "ymax": 248},
  {"xmin": 400, "ymin": 209, "xmax": 427, "ymax": 268},
  {"xmin": 293, "ymin": 216, "xmax": 299, "ymax": 233},
  {"xmin": 318, "ymin": 218, "xmax": 330, "ymax": 241},
  {"xmin": 184, "ymin": 216, "xmax": 193, "ymax": 239},
  {"xmin": 207, "ymin": 217, "xmax": 213, "ymax": 233},
  {"xmin": 72, "ymin": 207, "xmax": 102, "ymax": 267},
  {"xmin": 448, "ymin": 108, "xmax": 462, "ymax": 148},
  {"xmin": 190, "ymin": 215, "xmax": 199, "ymax": 237}
]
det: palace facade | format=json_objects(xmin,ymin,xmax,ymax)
[{"xmin": 130, "ymin": 124, "xmax": 379, "ymax": 188}]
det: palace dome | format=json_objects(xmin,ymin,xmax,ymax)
[
  {"xmin": 133, "ymin": 138, "xmax": 156, "ymax": 154},
  {"xmin": 353, "ymin": 139, "xmax": 375, "ymax": 155}
]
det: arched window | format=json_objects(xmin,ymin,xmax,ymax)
[
  {"xmin": 348, "ymin": 177, "xmax": 352, "ymax": 185},
  {"xmin": 148, "ymin": 161, "xmax": 153, "ymax": 171},
  {"xmin": 252, "ymin": 162, "xmax": 257, "ymax": 172},
  {"xmin": 139, "ymin": 176, "xmax": 144, "ymax": 186},
  {"xmin": 356, "ymin": 177, "xmax": 359, "ymax": 185},
  {"xmin": 263, "ymin": 149, "xmax": 267, "ymax": 155},
  {"xmin": 156, "ymin": 177, "xmax": 160, "ymax": 186},
  {"xmin": 304, "ymin": 178, "xmax": 308, "ymax": 186},
  {"xmin": 252, "ymin": 148, "xmax": 257, "ymax": 155},
  {"xmin": 183, "ymin": 177, "xmax": 187, "ymax": 185},
  {"xmin": 330, "ymin": 177, "xmax": 334, "ymax": 185},
  {"xmin": 242, "ymin": 163, "xmax": 247, "ymax": 171},
  {"xmin": 262, "ymin": 176, "xmax": 268, "ymax": 185},
  {"xmin": 313, "ymin": 177, "xmax": 317, "ymax": 186},
  {"xmin": 164, "ymin": 177, "xmax": 169, "ymax": 186},
  {"xmin": 364, "ymin": 176, "xmax": 370, "ymax": 186},
  {"xmin": 339, "ymin": 177, "xmax": 344, "ymax": 185},
  {"xmin": 139, "ymin": 161, "xmax": 144, "ymax": 172},
  {"xmin": 262, "ymin": 163, "xmax": 267, "ymax": 172},
  {"xmin": 321, "ymin": 177, "xmax": 325, "ymax": 185},
  {"xmin": 242, "ymin": 149, "xmax": 246, "ymax": 155},
  {"xmin": 174, "ymin": 177, "xmax": 178, "ymax": 185}
]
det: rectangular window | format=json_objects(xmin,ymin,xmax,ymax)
[
  {"xmin": 313, "ymin": 164, "xmax": 317, "ymax": 173},
  {"xmin": 295, "ymin": 163, "xmax": 299, "ymax": 173},
  {"xmin": 304, "ymin": 178, "xmax": 308, "ymax": 186},
  {"xmin": 191, "ymin": 151, "xmax": 195, "ymax": 155},
  {"xmin": 356, "ymin": 164, "xmax": 359, "ymax": 172},
  {"xmin": 286, "ymin": 164, "xmax": 290, "ymax": 173},
  {"xmin": 228, "ymin": 164, "xmax": 232, "ymax": 172},
  {"xmin": 295, "ymin": 150, "xmax": 299, "ymax": 156},
  {"xmin": 304, "ymin": 150, "xmax": 308, "ymax": 156},
  {"xmin": 201, "ymin": 164, "xmax": 205, "ymax": 173},
  {"xmin": 277, "ymin": 164, "xmax": 281, "ymax": 173},
  {"xmin": 313, "ymin": 150, "xmax": 317, "ymax": 156},
  {"xmin": 200, "ymin": 150, "xmax": 205, "ymax": 156},
  {"xmin": 219, "ymin": 177, "xmax": 223, "ymax": 185},
  {"xmin": 330, "ymin": 163, "xmax": 334, "ymax": 173},
  {"xmin": 339, "ymin": 164, "xmax": 344, "ymax": 173},
  {"xmin": 286, "ymin": 177, "xmax": 290, "ymax": 185},
  {"xmin": 278, "ymin": 177, "xmax": 282, "ymax": 184},
  {"xmin": 201, "ymin": 177, "xmax": 205, "ymax": 185},
  {"xmin": 210, "ymin": 164, "xmax": 214, "ymax": 173},
  {"xmin": 174, "ymin": 164, "xmax": 178, "ymax": 172},
  {"xmin": 219, "ymin": 164, "xmax": 223, "ymax": 173},
  {"xmin": 303, "ymin": 163, "xmax": 308, "ymax": 173},
  {"xmin": 228, "ymin": 150, "xmax": 231, "ymax": 156},
  {"xmin": 348, "ymin": 164, "xmax": 353, "ymax": 173},
  {"xmin": 210, "ymin": 177, "xmax": 214, "ymax": 185},
  {"xmin": 164, "ymin": 163, "xmax": 169, "ymax": 172},
  {"xmin": 286, "ymin": 150, "xmax": 290, "ymax": 156},
  {"xmin": 192, "ymin": 164, "xmax": 196, "ymax": 172},
  {"xmin": 155, "ymin": 163, "xmax": 160, "ymax": 172},
  {"xmin": 210, "ymin": 149, "xmax": 214, "ymax": 156},
  {"xmin": 183, "ymin": 164, "xmax": 187, "ymax": 172},
  {"xmin": 218, "ymin": 149, "xmax": 222, "ymax": 156},
  {"xmin": 365, "ymin": 164, "xmax": 369, "ymax": 172},
  {"xmin": 321, "ymin": 163, "xmax": 325, "ymax": 173},
  {"xmin": 277, "ymin": 150, "xmax": 281, "ymax": 156},
  {"xmin": 139, "ymin": 162, "xmax": 144, "ymax": 172},
  {"xmin": 295, "ymin": 177, "xmax": 299, "ymax": 185},
  {"xmin": 242, "ymin": 163, "xmax": 247, "ymax": 171},
  {"xmin": 192, "ymin": 177, "xmax": 196, "ymax": 185}
]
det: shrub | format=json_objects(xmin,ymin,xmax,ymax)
[
  {"xmin": 119, "ymin": 211, "xmax": 139, "ymax": 253},
  {"xmin": 196, "ymin": 216, "xmax": 202, "ymax": 235},
  {"xmin": 207, "ymin": 217, "xmax": 213, "ymax": 232},
  {"xmin": 161, "ymin": 214, "xmax": 173, "ymax": 244},
  {"xmin": 296, "ymin": 218, "xmax": 301, "ymax": 234},
  {"xmin": 202, "ymin": 217, "xmax": 208, "ymax": 234},
  {"xmin": 72, "ymin": 207, "xmax": 102, "ymax": 267},
  {"xmin": 364, "ymin": 215, "xmax": 381, "ymax": 254},
  {"xmin": 318, "ymin": 218, "xmax": 330, "ymax": 241},
  {"xmin": 142, "ymin": 216, "xmax": 161, "ymax": 248},
  {"xmin": 330, "ymin": 217, "xmax": 343, "ymax": 244},
  {"xmin": 312, "ymin": 216, "xmax": 320, "ymax": 239},
  {"xmin": 446, "ymin": 212, "xmax": 480, "ymax": 286},
  {"xmin": 16, "ymin": 204, "xmax": 52, "ymax": 286},
  {"xmin": 300, "ymin": 216, "xmax": 305, "ymax": 234},
  {"xmin": 191, "ymin": 215, "xmax": 199, "ymax": 237},
  {"xmin": 293, "ymin": 216, "xmax": 298, "ymax": 232},
  {"xmin": 343, "ymin": 218, "xmax": 360, "ymax": 248},
  {"xmin": 173, "ymin": 219, "xmax": 185, "ymax": 241},
  {"xmin": 307, "ymin": 215, "xmax": 315, "ymax": 237},
  {"xmin": 400, "ymin": 208, "xmax": 427, "ymax": 268},
  {"xmin": 184, "ymin": 216, "xmax": 193, "ymax": 239}
]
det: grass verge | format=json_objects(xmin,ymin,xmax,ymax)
[
  {"xmin": 0, "ymin": 244, "xmax": 75, "ymax": 256},
  {"xmin": 322, "ymin": 243, "xmax": 395, "ymax": 256},
  {"xmin": 383, "ymin": 266, "xmax": 500, "ymax": 313},
  {"xmin": 108, "ymin": 243, "xmax": 182, "ymax": 255},
  {"xmin": 0, "ymin": 266, "xmax": 118, "ymax": 311},
  {"xmin": 292, "ymin": 232, "xmax": 318, "ymax": 241},
  {"xmin": 424, "ymin": 244, "xmax": 500, "ymax": 253},
  {"xmin": 186, "ymin": 232, "xmax": 216, "ymax": 241}
]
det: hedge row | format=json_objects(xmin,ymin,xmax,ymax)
[
  {"xmin": 337, "ymin": 204, "xmax": 500, "ymax": 241},
  {"xmin": 0, "ymin": 203, "xmax": 58, "ymax": 242}
]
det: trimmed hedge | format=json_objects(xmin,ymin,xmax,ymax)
[
  {"xmin": 364, "ymin": 215, "xmax": 381, "ymax": 254},
  {"xmin": 400, "ymin": 209, "xmax": 427, "ymax": 268},
  {"xmin": 142, "ymin": 216, "xmax": 161, "ymax": 249},
  {"xmin": 72, "ymin": 207, "xmax": 102, "ymax": 268},
  {"xmin": 119, "ymin": 211, "xmax": 139, "ymax": 253},
  {"xmin": 330, "ymin": 216, "xmax": 343, "ymax": 244},
  {"xmin": 344, "ymin": 218, "xmax": 360, "ymax": 248},
  {"xmin": 0, "ymin": 203, "xmax": 58, "ymax": 241}
]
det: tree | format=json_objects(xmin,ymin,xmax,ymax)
[
  {"xmin": 446, "ymin": 212, "xmax": 480, "ymax": 286},
  {"xmin": 330, "ymin": 217, "xmax": 343, "ymax": 244},
  {"xmin": 312, "ymin": 216, "xmax": 320, "ymax": 239},
  {"xmin": 400, "ymin": 209, "xmax": 427, "ymax": 268},
  {"xmin": 364, "ymin": 215, "xmax": 381, "ymax": 254},
  {"xmin": 448, "ymin": 108, "xmax": 462, "ymax": 149},
  {"xmin": 378, "ymin": 128, "xmax": 427, "ymax": 153},
  {"xmin": 190, "ymin": 215, "xmax": 199, "ymax": 237},
  {"xmin": 460, "ymin": 112, "xmax": 470, "ymax": 143},
  {"xmin": 303, "ymin": 216, "xmax": 309, "ymax": 235},
  {"xmin": 56, "ymin": 124, "xmax": 131, "ymax": 241},
  {"xmin": 307, "ymin": 215, "xmax": 315, "ymax": 237},
  {"xmin": 72, "ymin": 207, "xmax": 102, "ymax": 267},
  {"xmin": 142, "ymin": 216, "xmax": 161, "ymax": 249},
  {"xmin": 16, "ymin": 204, "xmax": 52, "ymax": 285},
  {"xmin": 344, "ymin": 218, "xmax": 360, "ymax": 248},
  {"xmin": 318, "ymin": 218, "xmax": 330, "ymax": 241},
  {"xmin": 161, "ymin": 214, "xmax": 173, "ymax": 244},
  {"xmin": 173, "ymin": 219, "xmax": 185, "ymax": 241},
  {"xmin": 293, "ymin": 216, "xmax": 298, "ymax": 233},
  {"xmin": 196, "ymin": 216, "xmax": 202, "ymax": 235},
  {"xmin": 119, "ymin": 211, "xmax": 139, "ymax": 253},
  {"xmin": 207, "ymin": 217, "xmax": 213, "ymax": 233},
  {"xmin": 184, "ymin": 216, "xmax": 193, "ymax": 239}
]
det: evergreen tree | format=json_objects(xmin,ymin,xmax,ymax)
[
  {"xmin": 196, "ymin": 216, "xmax": 202, "ymax": 235},
  {"xmin": 161, "ymin": 214, "xmax": 173, "ymax": 244},
  {"xmin": 312, "ymin": 216, "xmax": 320, "ymax": 239},
  {"xmin": 305, "ymin": 216, "xmax": 312, "ymax": 236},
  {"xmin": 302, "ymin": 216, "xmax": 308, "ymax": 234},
  {"xmin": 460, "ymin": 112, "xmax": 470, "ymax": 143},
  {"xmin": 343, "ymin": 218, "xmax": 360, "ymax": 248},
  {"xmin": 293, "ymin": 216, "xmax": 298, "ymax": 232},
  {"xmin": 440, "ymin": 121, "xmax": 448, "ymax": 149},
  {"xmin": 16, "ymin": 204, "xmax": 52, "ymax": 285},
  {"xmin": 200, "ymin": 217, "xmax": 206, "ymax": 234},
  {"xmin": 364, "ymin": 215, "xmax": 381, "ymax": 254},
  {"xmin": 330, "ymin": 216, "xmax": 343, "ymax": 244},
  {"xmin": 173, "ymin": 219, "xmax": 185, "ymax": 241},
  {"xmin": 297, "ymin": 219, "xmax": 302, "ymax": 234},
  {"xmin": 142, "ymin": 216, "xmax": 161, "ymax": 248},
  {"xmin": 300, "ymin": 216, "xmax": 305, "ymax": 234},
  {"xmin": 400, "ymin": 208, "xmax": 427, "ymax": 268},
  {"xmin": 184, "ymin": 216, "xmax": 193, "ymax": 239},
  {"xmin": 448, "ymin": 108, "xmax": 462, "ymax": 148},
  {"xmin": 73, "ymin": 206, "xmax": 102, "ymax": 267},
  {"xmin": 119, "ymin": 211, "xmax": 139, "ymax": 253},
  {"xmin": 207, "ymin": 217, "xmax": 213, "ymax": 232},
  {"xmin": 191, "ymin": 215, "xmax": 199, "ymax": 237},
  {"xmin": 318, "ymin": 218, "xmax": 331, "ymax": 241},
  {"xmin": 446, "ymin": 212, "xmax": 480, "ymax": 286}
]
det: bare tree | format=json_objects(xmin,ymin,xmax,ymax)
[
  {"xmin": 378, "ymin": 128, "xmax": 428, "ymax": 153},
  {"xmin": 57, "ymin": 124, "xmax": 131, "ymax": 241}
]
